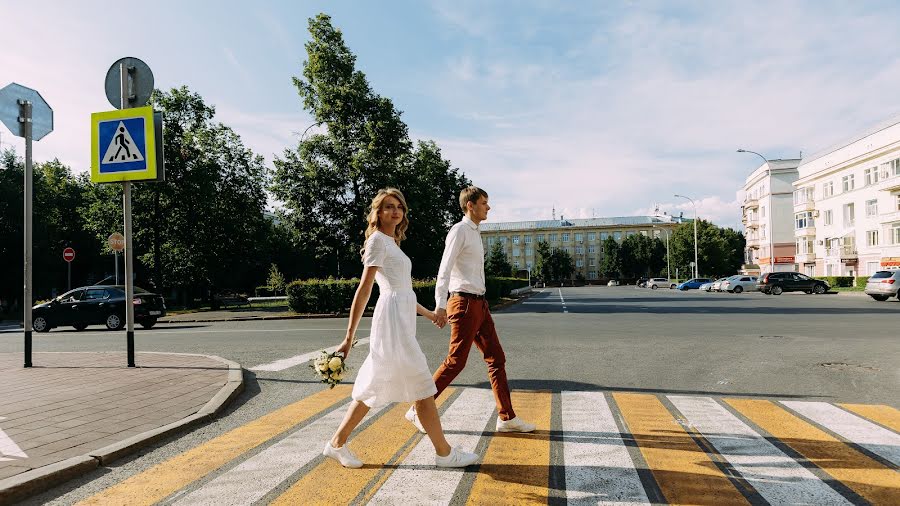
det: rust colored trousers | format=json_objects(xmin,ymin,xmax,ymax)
[{"xmin": 432, "ymin": 295, "xmax": 516, "ymax": 421}]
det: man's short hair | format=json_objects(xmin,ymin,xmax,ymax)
[{"xmin": 459, "ymin": 186, "xmax": 488, "ymax": 213}]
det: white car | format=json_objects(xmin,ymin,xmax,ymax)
[
  {"xmin": 607, "ymin": 280, "xmax": 620, "ymax": 286},
  {"xmin": 699, "ymin": 281, "xmax": 714, "ymax": 291},
  {"xmin": 709, "ymin": 277, "xmax": 731, "ymax": 292},
  {"xmin": 647, "ymin": 277, "xmax": 676, "ymax": 290},
  {"xmin": 721, "ymin": 275, "xmax": 758, "ymax": 293}
]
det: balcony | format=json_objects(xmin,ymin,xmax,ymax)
[
  {"xmin": 793, "ymin": 226, "xmax": 816, "ymax": 237},
  {"xmin": 795, "ymin": 252, "xmax": 817, "ymax": 264},
  {"xmin": 743, "ymin": 198, "xmax": 759, "ymax": 209},
  {"xmin": 745, "ymin": 236, "xmax": 760, "ymax": 248},
  {"xmin": 826, "ymin": 246, "xmax": 858, "ymax": 261},
  {"xmin": 793, "ymin": 199, "xmax": 815, "ymax": 211},
  {"xmin": 877, "ymin": 174, "xmax": 900, "ymax": 192},
  {"xmin": 880, "ymin": 210, "xmax": 900, "ymax": 225}
]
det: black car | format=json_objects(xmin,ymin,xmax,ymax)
[
  {"xmin": 31, "ymin": 285, "xmax": 166, "ymax": 332},
  {"xmin": 757, "ymin": 272, "xmax": 829, "ymax": 295}
]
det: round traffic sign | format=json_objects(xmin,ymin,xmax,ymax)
[
  {"xmin": 108, "ymin": 232, "xmax": 125, "ymax": 252},
  {"xmin": 63, "ymin": 247, "xmax": 75, "ymax": 263},
  {"xmin": 104, "ymin": 57, "xmax": 154, "ymax": 109}
]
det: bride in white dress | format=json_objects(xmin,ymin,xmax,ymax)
[{"xmin": 323, "ymin": 188, "xmax": 479, "ymax": 469}]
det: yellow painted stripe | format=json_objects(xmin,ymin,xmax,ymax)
[
  {"xmin": 614, "ymin": 393, "xmax": 749, "ymax": 506},
  {"xmin": 76, "ymin": 386, "xmax": 352, "ymax": 506},
  {"xmin": 466, "ymin": 390, "xmax": 552, "ymax": 505},
  {"xmin": 272, "ymin": 388, "xmax": 456, "ymax": 506},
  {"xmin": 728, "ymin": 398, "xmax": 900, "ymax": 505},
  {"xmin": 840, "ymin": 403, "xmax": 900, "ymax": 433}
]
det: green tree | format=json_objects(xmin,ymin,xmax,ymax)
[
  {"xmin": 267, "ymin": 263, "xmax": 286, "ymax": 294},
  {"xmin": 534, "ymin": 241, "xmax": 553, "ymax": 282},
  {"xmin": 272, "ymin": 14, "xmax": 468, "ymax": 280},
  {"xmin": 669, "ymin": 219, "xmax": 744, "ymax": 278},
  {"xmin": 551, "ymin": 248, "xmax": 575, "ymax": 282},
  {"xmin": 485, "ymin": 242, "xmax": 513, "ymax": 277},
  {"xmin": 619, "ymin": 233, "xmax": 668, "ymax": 278},
  {"xmin": 599, "ymin": 236, "xmax": 621, "ymax": 278}
]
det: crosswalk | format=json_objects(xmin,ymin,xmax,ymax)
[{"xmin": 77, "ymin": 387, "xmax": 899, "ymax": 505}]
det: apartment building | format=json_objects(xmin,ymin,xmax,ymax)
[
  {"xmin": 740, "ymin": 159, "xmax": 801, "ymax": 275},
  {"xmin": 793, "ymin": 118, "xmax": 900, "ymax": 277},
  {"xmin": 478, "ymin": 215, "xmax": 687, "ymax": 279}
]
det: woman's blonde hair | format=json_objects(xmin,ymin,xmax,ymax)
[{"xmin": 362, "ymin": 188, "xmax": 409, "ymax": 255}]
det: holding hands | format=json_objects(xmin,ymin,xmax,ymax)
[{"xmin": 433, "ymin": 308, "xmax": 447, "ymax": 329}]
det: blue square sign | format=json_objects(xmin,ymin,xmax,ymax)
[{"xmin": 98, "ymin": 116, "xmax": 147, "ymax": 173}]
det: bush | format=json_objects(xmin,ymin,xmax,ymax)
[
  {"xmin": 255, "ymin": 286, "xmax": 274, "ymax": 297},
  {"xmin": 855, "ymin": 276, "xmax": 869, "ymax": 288},
  {"xmin": 821, "ymin": 276, "xmax": 854, "ymax": 288}
]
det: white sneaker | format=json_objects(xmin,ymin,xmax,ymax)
[
  {"xmin": 435, "ymin": 447, "xmax": 479, "ymax": 468},
  {"xmin": 323, "ymin": 442, "xmax": 363, "ymax": 468},
  {"xmin": 496, "ymin": 416, "xmax": 536, "ymax": 433},
  {"xmin": 405, "ymin": 406, "xmax": 427, "ymax": 434}
]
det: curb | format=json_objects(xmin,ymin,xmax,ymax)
[{"xmin": 0, "ymin": 354, "xmax": 244, "ymax": 505}]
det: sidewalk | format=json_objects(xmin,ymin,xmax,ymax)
[{"xmin": 0, "ymin": 352, "xmax": 243, "ymax": 504}]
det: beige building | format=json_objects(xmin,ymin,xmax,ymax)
[
  {"xmin": 793, "ymin": 117, "xmax": 900, "ymax": 277},
  {"xmin": 740, "ymin": 159, "xmax": 801, "ymax": 275},
  {"xmin": 479, "ymin": 215, "xmax": 687, "ymax": 279}
]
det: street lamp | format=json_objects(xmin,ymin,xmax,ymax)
[
  {"xmin": 296, "ymin": 121, "xmax": 324, "ymax": 144},
  {"xmin": 736, "ymin": 148, "xmax": 768, "ymax": 166},
  {"xmin": 674, "ymin": 194, "xmax": 699, "ymax": 278},
  {"xmin": 652, "ymin": 225, "xmax": 671, "ymax": 279}
]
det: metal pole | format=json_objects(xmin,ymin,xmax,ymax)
[
  {"xmin": 121, "ymin": 63, "xmax": 135, "ymax": 367},
  {"xmin": 67, "ymin": 261, "xmax": 71, "ymax": 291},
  {"xmin": 675, "ymin": 194, "xmax": 699, "ymax": 278},
  {"xmin": 666, "ymin": 231, "xmax": 671, "ymax": 279},
  {"xmin": 21, "ymin": 100, "xmax": 33, "ymax": 368},
  {"xmin": 115, "ymin": 250, "xmax": 119, "ymax": 284}
]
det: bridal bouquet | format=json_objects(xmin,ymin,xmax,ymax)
[{"xmin": 311, "ymin": 340, "xmax": 357, "ymax": 388}]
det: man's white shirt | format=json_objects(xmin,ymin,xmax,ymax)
[{"xmin": 434, "ymin": 215, "xmax": 486, "ymax": 309}]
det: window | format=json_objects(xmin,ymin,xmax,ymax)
[
  {"xmin": 842, "ymin": 174, "xmax": 855, "ymax": 192},
  {"xmin": 893, "ymin": 224, "xmax": 900, "ymax": 245},
  {"xmin": 576, "ymin": 259, "xmax": 584, "ymax": 267},
  {"xmin": 640, "ymin": 230, "xmax": 648, "ymax": 236},
  {"xmin": 864, "ymin": 167, "xmax": 879, "ymax": 186},
  {"xmin": 562, "ymin": 233, "xmax": 570, "ymax": 242},
  {"xmin": 760, "ymin": 225, "xmax": 766, "ymax": 240},
  {"xmin": 866, "ymin": 199, "xmax": 878, "ymax": 217},
  {"xmin": 867, "ymin": 261, "xmax": 879, "ymax": 275},
  {"xmin": 574, "ymin": 233, "xmax": 583, "ymax": 242},
  {"xmin": 575, "ymin": 246, "xmax": 584, "ymax": 254},
  {"xmin": 793, "ymin": 187, "xmax": 814, "ymax": 204},
  {"xmin": 499, "ymin": 236, "xmax": 507, "ymax": 244},
  {"xmin": 613, "ymin": 231, "xmax": 622, "ymax": 241},
  {"xmin": 565, "ymin": 247, "xmax": 573, "ymax": 254},
  {"xmin": 549, "ymin": 234, "xmax": 558, "ymax": 242},
  {"xmin": 824, "ymin": 209, "xmax": 833, "ymax": 226},
  {"xmin": 892, "ymin": 158, "xmax": 900, "ymax": 176},
  {"xmin": 525, "ymin": 247, "xmax": 533, "ymax": 256},
  {"xmin": 806, "ymin": 265, "xmax": 815, "ymax": 276},
  {"xmin": 823, "ymin": 181, "xmax": 834, "ymax": 198},
  {"xmin": 589, "ymin": 258, "xmax": 596, "ymax": 266},
  {"xmin": 487, "ymin": 237, "xmax": 496, "ymax": 246},
  {"xmin": 843, "ymin": 203, "xmax": 855, "ymax": 227},
  {"xmin": 512, "ymin": 248, "xmax": 520, "ymax": 257},
  {"xmin": 866, "ymin": 230, "xmax": 879, "ymax": 247},
  {"xmin": 512, "ymin": 235, "xmax": 520, "ymax": 245},
  {"xmin": 524, "ymin": 235, "xmax": 532, "ymax": 244},
  {"xmin": 896, "ymin": 194, "xmax": 900, "ymax": 212},
  {"xmin": 536, "ymin": 234, "xmax": 545, "ymax": 242},
  {"xmin": 600, "ymin": 232, "xmax": 609, "ymax": 241},
  {"xmin": 761, "ymin": 206, "xmax": 766, "ymax": 218},
  {"xmin": 514, "ymin": 261, "xmax": 520, "ymax": 269},
  {"xmin": 626, "ymin": 231, "xmax": 636, "ymax": 237},
  {"xmin": 588, "ymin": 232, "xmax": 596, "ymax": 241},
  {"xmin": 588, "ymin": 245, "xmax": 596, "ymax": 254},
  {"xmin": 794, "ymin": 211, "xmax": 814, "ymax": 230}
]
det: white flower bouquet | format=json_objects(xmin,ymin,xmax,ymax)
[{"xmin": 311, "ymin": 340, "xmax": 357, "ymax": 388}]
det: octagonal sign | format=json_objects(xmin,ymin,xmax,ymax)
[{"xmin": 0, "ymin": 83, "xmax": 53, "ymax": 141}]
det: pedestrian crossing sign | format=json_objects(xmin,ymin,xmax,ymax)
[{"xmin": 91, "ymin": 106, "xmax": 162, "ymax": 183}]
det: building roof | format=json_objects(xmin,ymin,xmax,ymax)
[
  {"xmin": 799, "ymin": 111, "xmax": 900, "ymax": 168},
  {"xmin": 480, "ymin": 215, "xmax": 688, "ymax": 232}
]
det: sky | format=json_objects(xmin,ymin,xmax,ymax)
[{"xmin": 3, "ymin": 0, "xmax": 900, "ymax": 230}]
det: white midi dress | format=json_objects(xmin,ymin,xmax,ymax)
[{"xmin": 351, "ymin": 231, "xmax": 437, "ymax": 408}]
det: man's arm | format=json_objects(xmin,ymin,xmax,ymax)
[{"xmin": 434, "ymin": 225, "xmax": 465, "ymax": 311}]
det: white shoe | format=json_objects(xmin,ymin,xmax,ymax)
[
  {"xmin": 405, "ymin": 406, "xmax": 427, "ymax": 434},
  {"xmin": 496, "ymin": 416, "xmax": 536, "ymax": 433},
  {"xmin": 323, "ymin": 442, "xmax": 363, "ymax": 468},
  {"xmin": 435, "ymin": 447, "xmax": 479, "ymax": 468}
]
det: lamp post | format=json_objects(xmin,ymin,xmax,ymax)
[
  {"xmin": 674, "ymin": 194, "xmax": 699, "ymax": 278},
  {"xmin": 736, "ymin": 148, "xmax": 768, "ymax": 166},
  {"xmin": 297, "ymin": 121, "xmax": 324, "ymax": 144},
  {"xmin": 653, "ymin": 225, "xmax": 671, "ymax": 279}
]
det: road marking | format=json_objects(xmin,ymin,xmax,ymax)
[
  {"xmin": 614, "ymin": 393, "xmax": 748, "ymax": 505},
  {"xmin": 250, "ymin": 337, "xmax": 370, "ymax": 371},
  {"xmin": 839, "ymin": 403, "xmax": 900, "ymax": 432},
  {"xmin": 727, "ymin": 398, "xmax": 900, "ymax": 505},
  {"xmin": 782, "ymin": 401, "xmax": 900, "ymax": 466},
  {"xmin": 76, "ymin": 386, "xmax": 351, "ymax": 506},
  {"xmin": 668, "ymin": 395, "xmax": 851, "ymax": 505},
  {"xmin": 367, "ymin": 387, "xmax": 496, "ymax": 505},
  {"xmin": 559, "ymin": 288, "xmax": 568, "ymax": 313},
  {"xmin": 0, "ymin": 416, "xmax": 27, "ymax": 461},
  {"xmin": 173, "ymin": 401, "xmax": 389, "ymax": 506},
  {"xmin": 273, "ymin": 387, "xmax": 457, "ymax": 505},
  {"xmin": 467, "ymin": 390, "xmax": 552, "ymax": 504},
  {"xmin": 562, "ymin": 391, "xmax": 649, "ymax": 504}
]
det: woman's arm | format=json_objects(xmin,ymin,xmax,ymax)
[
  {"xmin": 337, "ymin": 266, "xmax": 378, "ymax": 358},
  {"xmin": 416, "ymin": 302, "xmax": 437, "ymax": 322}
]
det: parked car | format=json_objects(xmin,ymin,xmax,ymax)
[
  {"xmin": 677, "ymin": 278, "xmax": 713, "ymax": 290},
  {"xmin": 699, "ymin": 280, "xmax": 714, "ymax": 291},
  {"xmin": 709, "ymin": 277, "xmax": 731, "ymax": 292},
  {"xmin": 864, "ymin": 270, "xmax": 900, "ymax": 300},
  {"xmin": 647, "ymin": 277, "xmax": 676, "ymax": 290},
  {"xmin": 31, "ymin": 285, "xmax": 166, "ymax": 332},
  {"xmin": 757, "ymin": 272, "xmax": 829, "ymax": 295},
  {"xmin": 636, "ymin": 277, "xmax": 649, "ymax": 288},
  {"xmin": 722, "ymin": 275, "xmax": 758, "ymax": 293},
  {"xmin": 607, "ymin": 279, "xmax": 620, "ymax": 286}
]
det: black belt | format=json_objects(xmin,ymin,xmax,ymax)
[{"xmin": 450, "ymin": 291, "xmax": 485, "ymax": 300}]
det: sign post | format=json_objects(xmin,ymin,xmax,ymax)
[
  {"xmin": 63, "ymin": 247, "xmax": 75, "ymax": 290},
  {"xmin": 108, "ymin": 232, "xmax": 125, "ymax": 284},
  {"xmin": 0, "ymin": 83, "xmax": 53, "ymax": 368}
]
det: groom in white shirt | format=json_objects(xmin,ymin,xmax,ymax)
[{"xmin": 407, "ymin": 186, "xmax": 535, "ymax": 433}]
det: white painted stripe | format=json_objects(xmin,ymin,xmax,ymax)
[
  {"xmin": 669, "ymin": 396, "xmax": 851, "ymax": 505},
  {"xmin": 0, "ymin": 417, "xmax": 28, "ymax": 459},
  {"xmin": 172, "ymin": 401, "xmax": 388, "ymax": 506},
  {"xmin": 250, "ymin": 337, "xmax": 370, "ymax": 371},
  {"xmin": 368, "ymin": 388, "xmax": 496, "ymax": 505},
  {"xmin": 782, "ymin": 401, "xmax": 900, "ymax": 466},
  {"xmin": 562, "ymin": 391, "xmax": 649, "ymax": 505}
]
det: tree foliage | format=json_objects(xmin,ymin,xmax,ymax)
[
  {"xmin": 669, "ymin": 219, "xmax": 745, "ymax": 278},
  {"xmin": 533, "ymin": 241, "xmax": 574, "ymax": 282},
  {"xmin": 485, "ymin": 242, "xmax": 513, "ymax": 277},
  {"xmin": 272, "ymin": 14, "xmax": 469, "ymax": 280}
]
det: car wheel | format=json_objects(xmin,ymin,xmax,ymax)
[
  {"xmin": 870, "ymin": 295, "xmax": 888, "ymax": 301},
  {"xmin": 105, "ymin": 314, "xmax": 124, "ymax": 330},
  {"xmin": 670, "ymin": 284, "xmax": 677, "ymax": 289},
  {"xmin": 651, "ymin": 284, "xmax": 658, "ymax": 290},
  {"xmin": 140, "ymin": 318, "xmax": 157, "ymax": 329},
  {"xmin": 32, "ymin": 316, "xmax": 50, "ymax": 333},
  {"xmin": 73, "ymin": 323, "xmax": 88, "ymax": 331},
  {"xmin": 772, "ymin": 285, "xmax": 783, "ymax": 295},
  {"xmin": 813, "ymin": 284, "xmax": 826, "ymax": 294},
  {"xmin": 733, "ymin": 286, "xmax": 743, "ymax": 293}
]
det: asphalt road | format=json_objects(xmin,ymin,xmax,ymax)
[{"xmin": 3, "ymin": 285, "xmax": 897, "ymax": 504}]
